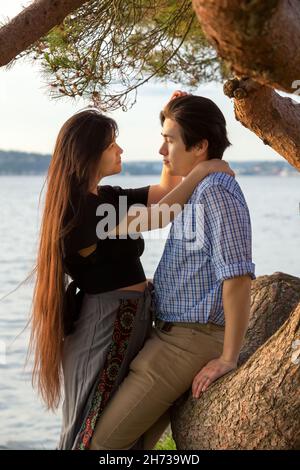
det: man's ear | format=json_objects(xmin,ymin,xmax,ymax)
[{"xmin": 195, "ymin": 139, "xmax": 208, "ymax": 156}]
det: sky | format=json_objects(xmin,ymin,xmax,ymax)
[{"xmin": 0, "ymin": 1, "xmax": 296, "ymax": 162}]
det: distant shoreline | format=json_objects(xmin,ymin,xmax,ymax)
[
  {"xmin": 0, "ymin": 172, "xmax": 299, "ymax": 177},
  {"xmin": 0, "ymin": 150, "xmax": 298, "ymax": 176}
]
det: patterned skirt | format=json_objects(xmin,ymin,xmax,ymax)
[{"xmin": 57, "ymin": 284, "xmax": 154, "ymax": 450}]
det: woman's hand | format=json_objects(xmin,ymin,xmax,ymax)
[
  {"xmin": 192, "ymin": 356, "xmax": 237, "ymax": 399},
  {"xmin": 191, "ymin": 159, "xmax": 235, "ymax": 180},
  {"xmin": 186, "ymin": 159, "xmax": 235, "ymax": 187},
  {"xmin": 208, "ymin": 159, "xmax": 235, "ymax": 177},
  {"xmin": 167, "ymin": 90, "xmax": 189, "ymax": 103}
]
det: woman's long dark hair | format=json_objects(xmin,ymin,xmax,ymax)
[{"xmin": 29, "ymin": 109, "xmax": 118, "ymax": 410}]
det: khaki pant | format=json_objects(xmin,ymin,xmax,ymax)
[{"xmin": 90, "ymin": 321, "xmax": 225, "ymax": 450}]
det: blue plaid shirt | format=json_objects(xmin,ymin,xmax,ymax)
[{"xmin": 153, "ymin": 173, "xmax": 255, "ymax": 325}]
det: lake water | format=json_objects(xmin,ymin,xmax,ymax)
[{"xmin": 0, "ymin": 174, "xmax": 299, "ymax": 449}]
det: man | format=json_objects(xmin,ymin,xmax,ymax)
[{"xmin": 90, "ymin": 94, "xmax": 255, "ymax": 450}]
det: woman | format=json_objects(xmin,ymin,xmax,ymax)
[{"xmin": 28, "ymin": 102, "xmax": 234, "ymax": 450}]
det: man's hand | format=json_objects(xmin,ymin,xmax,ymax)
[{"xmin": 192, "ymin": 356, "xmax": 237, "ymax": 399}]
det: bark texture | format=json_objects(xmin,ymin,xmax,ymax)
[
  {"xmin": 192, "ymin": 0, "xmax": 300, "ymax": 93},
  {"xmin": 171, "ymin": 273, "xmax": 300, "ymax": 450},
  {"xmin": 0, "ymin": 0, "xmax": 89, "ymax": 67},
  {"xmin": 223, "ymin": 78, "xmax": 300, "ymax": 171}
]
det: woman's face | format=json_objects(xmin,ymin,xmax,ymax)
[{"xmin": 97, "ymin": 139, "xmax": 124, "ymax": 178}]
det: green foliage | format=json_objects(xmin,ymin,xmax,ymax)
[
  {"xmin": 26, "ymin": 0, "xmax": 227, "ymax": 110},
  {"xmin": 154, "ymin": 433, "xmax": 177, "ymax": 450}
]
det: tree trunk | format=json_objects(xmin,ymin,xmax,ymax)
[
  {"xmin": 171, "ymin": 273, "xmax": 300, "ymax": 450},
  {"xmin": 223, "ymin": 78, "xmax": 300, "ymax": 171},
  {"xmin": 192, "ymin": 0, "xmax": 300, "ymax": 93},
  {"xmin": 0, "ymin": 0, "xmax": 89, "ymax": 67}
]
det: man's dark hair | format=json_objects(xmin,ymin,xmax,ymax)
[{"xmin": 160, "ymin": 95, "xmax": 231, "ymax": 159}]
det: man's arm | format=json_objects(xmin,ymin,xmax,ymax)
[
  {"xmin": 192, "ymin": 275, "xmax": 251, "ymax": 399},
  {"xmin": 222, "ymin": 275, "xmax": 251, "ymax": 363}
]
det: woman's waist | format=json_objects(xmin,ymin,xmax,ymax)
[
  {"xmin": 69, "ymin": 263, "xmax": 147, "ymax": 294},
  {"xmin": 85, "ymin": 280, "xmax": 151, "ymax": 299},
  {"xmin": 118, "ymin": 280, "xmax": 148, "ymax": 293}
]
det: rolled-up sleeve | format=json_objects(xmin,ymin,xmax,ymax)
[{"xmin": 202, "ymin": 185, "xmax": 256, "ymax": 282}]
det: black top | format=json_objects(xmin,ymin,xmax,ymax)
[{"xmin": 63, "ymin": 184, "xmax": 150, "ymax": 294}]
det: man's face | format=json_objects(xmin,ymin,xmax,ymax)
[{"xmin": 159, "ymin": 118, "xmax": 206, "ymax": 176}]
